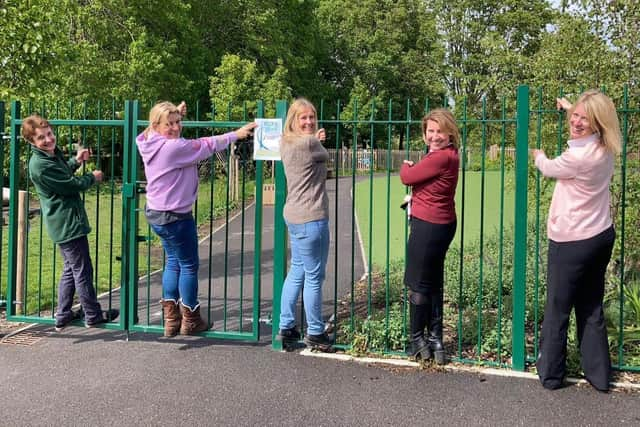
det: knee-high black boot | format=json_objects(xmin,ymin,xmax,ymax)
[
  {"xmin": 409, "ymin": 291, "xmax": 431, "ymax": 360},
  {"xmin": 428, "ymin": 288, "xmax": 445, "ymax": 365}
]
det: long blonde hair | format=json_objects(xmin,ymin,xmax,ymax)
[
  {"xmin": 571, "ymin": 90, "xmax": 622, "ymax": 155},
  {"xmin": 422, "ymin": 108, "xmax": 460, "ymax": 149},
  {"xmin": 143, "ymin": 101, "xmax": 180, "ymax": 138},
  {"xmin": 283, "ymin": 98, "xmax": 317, "ymax": 138}
]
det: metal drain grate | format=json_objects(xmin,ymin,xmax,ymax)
[{"xmin": 1, "ymin": 330, "xmax": 44, "ymax": 346}]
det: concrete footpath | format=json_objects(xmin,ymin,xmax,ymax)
[{"xmin": 1, "ymin": 325, "xmax": 639, "ymax": 426}]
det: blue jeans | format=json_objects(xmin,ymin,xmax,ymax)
[
  {"xmin": 280, "ymin": 219, "xmax": 330, "ymax": 335},
  {"xmin": 150, "ymin": 218, "xmax": 199, "ymax": 309},
  {"xmin": 56, "ymin": 236, "xmax": 103, "ymax": 325}
]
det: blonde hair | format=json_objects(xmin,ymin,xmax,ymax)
[
  {"xmin": 144, "ymin": 101, "xmax": 180, "ymax": 138},
  {"xmin": 283, "ymin": 98, "xmax": 317, "ymax": 137},
  {"xmin": 422, "ymin": 108, "xmax": 460, "ymax": 149},
  {"xmin": 21, "ymin": 114, "xmax": 50, "ymax": 143},
  {"xmin": 570, "ymin": 90, "xmax": 622, "ymax": 155}
]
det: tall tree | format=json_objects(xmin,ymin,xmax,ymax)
[
  {"xmin": 0, "ymin": 0, "xmax": 65, "ymax": 98},
  {"xmin": 1, "ymin": 0, "xmax": 210, "ymax": 103},
  {"xmin": 429, "ymin": 0, "xmax": 553, "ymax": 112},
  {"xmin": 209, "ymin": 54, "xmax": 292, "ymax": 119},
  {"xmin": 317, "ymin": 0, "xmax": 444, "ymax": 103},
  {"xmin": 529, "ymin": 13, "xmax": 621, "ymax": 101},
  {"xmin": 196, "ymin": 0, "xmax": 329, "ymax": 102},
  {"xmin": 570, "ymin": 0, "xmax": 640, "ymax": 95},
  {"xmin": 315, "ymin": 0, "xmax": 445, "ymax": 148}
]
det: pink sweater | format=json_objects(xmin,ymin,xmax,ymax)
[{"xmin": 534, "ymin": 134, "xmax": 614, "ymax": 242}]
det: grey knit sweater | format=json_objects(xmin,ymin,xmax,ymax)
[{"xmin": 281, "ymin": 134, "xmax": 329, "ymax": 224}]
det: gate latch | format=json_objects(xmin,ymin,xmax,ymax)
[{"xmin": 122, "ymin": 183, "xmax": 135, "ymax": 198}]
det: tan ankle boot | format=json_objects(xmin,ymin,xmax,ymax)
[
  {"xmin": 180, "ymin": 303, "xmax": 209, "ymax": 335},
  {"xmin": 160, "ymin": 299, "xmax": 182, "ymax": 337}
]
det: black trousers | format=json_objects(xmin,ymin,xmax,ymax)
[
  {"xmin": 537, "ymin": 226, "xmax": 615, "ymax": 391},
  {"xmin": 404, "ymin": 217, "xmax": 456, "ymax": 296}
]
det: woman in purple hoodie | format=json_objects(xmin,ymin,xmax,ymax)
[{"xmin": 136, "ymin": 101, "xmax": 256, "ymax": 337}]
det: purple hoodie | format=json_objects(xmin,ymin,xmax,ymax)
[{"xmin": 136, "ymin": 130, "xmax": 238, "ymax": 213}]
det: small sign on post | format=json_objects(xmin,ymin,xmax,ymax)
[{"xmin": 262, "ymin": 183, "xmax": 275, "ymax": 205}]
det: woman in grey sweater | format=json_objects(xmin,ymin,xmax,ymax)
[{"xmin": 277, "ymin": 98, "xmax": 333, "ymax": 351}]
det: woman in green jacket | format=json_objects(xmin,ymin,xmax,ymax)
[{"xmin": 22, "ymin": 114, "xmax": 118, "ymax": 331}]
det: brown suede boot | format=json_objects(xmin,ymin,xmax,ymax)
[
  {"xmin": 160, "ymin": 299, "xmax": 182, "ymax": 337},
  {"xmin": 180, "ymin": 303, "xmax": 209, "ymax": 335}
]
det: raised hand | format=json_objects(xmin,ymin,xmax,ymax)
[
  {"xmin": 177, "ymin": 101, "xmax": 187, "ymax": 118},
  {"xmin": 76, "ymin": 147, "xmax": 90, "ymax": 163},
  {"xmin": 235, "ymin": 122, "xmax": 258, "ymax": 140},
  {"xmin": 531, "ymin": 148, "xmax": 545, "ymax": 159},
  {"xmin": 92, "ymin": 170, "xmax": 103, "ymax": 182},
  {"xmin": 556, "ymin": 97, "xmax": 572, "ymax": 111}
]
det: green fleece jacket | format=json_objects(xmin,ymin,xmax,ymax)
[{"xmin": 28, "ymin": 146, "xmax": 96, "ymax": 244}]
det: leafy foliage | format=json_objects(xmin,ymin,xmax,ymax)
[
  {"xmin": 2, "ymin": 0, "xmax": 639, "ymax": 120},
  {"xmin": 340, "ymin": 302, "xmax": 406, "ymax": 354}
]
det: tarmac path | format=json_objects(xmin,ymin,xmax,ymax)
[{"xmin": 1, "ymin": 326, "xmax": 638, "ymax": 426}]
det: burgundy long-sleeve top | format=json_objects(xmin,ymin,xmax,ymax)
[{"xmin": 400, "ymin": 145, "xmax": 459, "ymax": 224}]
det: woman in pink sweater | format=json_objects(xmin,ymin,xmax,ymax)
[{"xmin": 532, "ymin": 90, "xmax": 622, "ymax": 392}]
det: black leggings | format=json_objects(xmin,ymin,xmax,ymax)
[{"xmin": 404, "ymin": 217, "xmax": 456, "ymax": 296}]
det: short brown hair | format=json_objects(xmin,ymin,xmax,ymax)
[
  {"xmin": 421, "ymin": 108, "xmax": 460, "ymax": 149},
  {"xmin": 21, "ymin": 114, "xmax": 50, "ymax": 143}
]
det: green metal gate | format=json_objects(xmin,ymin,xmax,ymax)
[
  {"xmin": 4, "ymin": 100, "xmax": 264, "ymax": 341},
  {"xmin": 122, "ymin": 100, "xmax": 265, "ymax": 340}
]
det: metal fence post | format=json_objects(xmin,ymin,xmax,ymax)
[
  {"xmin": 271, "ymin": 100, "xmax": 288, "ymax": 350},
  {"xmin": 0, "ymin": 100, "xmax": 5, "ymax": 308},
  {"xmin": 6, "ymin": 101, "xmax": 22, "ymax": 319},
  {"xmin": 512, "ymin": 85, "xmax": 530, "ymax": 371},
  {"xmin": 252, "ymin": 100, "xmax": 265, "ymax": 341},
  {"xmin": 120, "ymin": 100, "xmax": 136, "ymax": 331}
]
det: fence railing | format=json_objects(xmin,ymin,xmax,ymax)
[
  {"xmin": 326, "ymin": 148, "xmax": 477, "ymax": 174},
  {"xmin": 2, "ymin": 86, "xmax": 639, "ymax": 375}
]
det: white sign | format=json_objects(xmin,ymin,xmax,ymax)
[{"xmin": 253, "ymin": 118, "xmax": 283, "ymax": 161}]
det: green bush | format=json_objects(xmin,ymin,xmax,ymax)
[
  {"xmin": 340, "ymin": 302, "xmax": 406, "ymax": 355},
  {"xmin": 445, "ymin": 222, "xmax": 546, "ymax": 324}
]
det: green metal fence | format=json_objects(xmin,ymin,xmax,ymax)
[
  {"xmin": 269, "ymin": 85, "xmax": 639, "ymax": 373},
  {"xmin": 3, "ymin": 100, "xmax": 264, "ymax": 340},
  {"xmin": 2, "ymin": 86, "xmax": 639, "ymax": 374}
]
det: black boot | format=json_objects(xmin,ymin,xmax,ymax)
[
  {"xmin": 410, "ymin": 331, "xmax": 431, "ymax": 360},
  {"xmin": 428, "ymin": 288, "xmax": 445, "ymax": 365},
  {"xmin": 409, "ymin": 291, "xmax": 431, "ymax": 360}
]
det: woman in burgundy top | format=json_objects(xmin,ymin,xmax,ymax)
[{"xmin": 400, "ymin": 108, "xmax": 460, "ymax": 364}]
